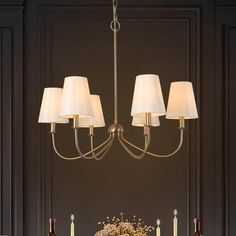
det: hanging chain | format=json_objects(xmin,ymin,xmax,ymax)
[{"xmin": 110, "ymin": 0, "xmax": 120, "ymax": 124}]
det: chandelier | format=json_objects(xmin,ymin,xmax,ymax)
[{"xmin": 38, "ymin": 0, "xmax": 198, "ymax": 160}]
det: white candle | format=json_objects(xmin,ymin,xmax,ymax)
[
  {"xmin": 156, "ymin": 219, "xmax": 161, "ymax": 236},
  {"xmin": 173, "ymin": 210, "xmax": 178, "ymax": 236},
  {"xmin": 71, "ymin": 214, "xmax": 75, "ymax": 236}
]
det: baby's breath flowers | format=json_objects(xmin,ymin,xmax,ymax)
[{"xmin": 95, "ymin": 213, "xmax": 154, "ymax": 236}]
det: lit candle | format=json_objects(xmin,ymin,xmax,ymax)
[
  {"xmin": 71, "ymin": 214, "xmax": 75, "ymax": 236},
  {"xmin": 173, "ymin": 210, "xmax": 178, "ymax": 236},
  {"xmin": 156, "ymin": 219, "xmax": 161, "ymax": 236}
]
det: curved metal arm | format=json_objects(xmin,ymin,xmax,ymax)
[
  {"xmin": 88, "ymin": 133, "xmax": 114, "ymax": 160},
  {"xmin": 51, "ymin": 132, "xmax": 113, "ymax": 161},
  {"xmin": 118, "ymin": 132, "xmax": 151, "ymax": 160},
  {"xmin": 90, "ymin": 135, "xmax": 96, "ymax": 156},
  {"xmin": 120, "ymin": 128, "xmax": 184, "ymax": 158},
  {"xmin": 95, "ymin": 139, "xmax": 114, "ymax": 160},
  {"xmin": 74, "ymin": 129, "xmax": 115, "ymax": 160}
]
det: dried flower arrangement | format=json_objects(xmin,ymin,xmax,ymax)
[{"xmin": 95, "ymin": 213, "xmax": 155, "ymax": 236}]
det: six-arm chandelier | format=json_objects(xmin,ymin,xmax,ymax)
[{"xmin": 38, "ymin": 0, "xmax": 198, "ymax": 161}]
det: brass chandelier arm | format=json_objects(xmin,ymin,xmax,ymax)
[
  {"xmin": 94, "ymin": 139, "xmax": 114, "ymax": 161},
  {"xmin": 119, "ymin": 128, "xmax": 184, "ymax": 158},
  {"xmin": 74, "ymin": 129, "xmax": 114, "ymax": 160},
  {"xmin": 52, "ymin": 133, "xmax": 82, "ymax": 160},
  {"xmin": 51, "ymin": 132, "xmax": 113, "ymax": 161},
  {"xmin": 89, "ymin": 134, "xmax": 113, "ymax": 160},
  {"xmin": 118, "ymin": 133, "xmax": 151, "ymax": 160},
  {"xmin": 90, "ymin": 135, "xmax": 96, "ymax": 156}
]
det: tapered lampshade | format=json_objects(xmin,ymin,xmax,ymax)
[
  {"xmin": 60, "ymin": 76, "xmax": 93, "ymax": 118},
  {"xmin": 166, "ymin": 81, "xmax": 198, "ymax": 119},
  {"xmin": 131, "ymin": 74, "xmax": 166, "ymax": 117},
  {"xmin": 79, "ymin": 95, "xmax": 105, "ymax": 127},
  {"xmin": 132, "ymin": 115, "xmax": 160, "ymax": 127},
  {"xmin": 38, "ymin": 88, "xmax": 69, "ymax": 123}
]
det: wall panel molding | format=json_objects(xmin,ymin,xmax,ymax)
[
  {"xmin": 21, "ymin": 1, "xmax": 236, "ymax": 236},
  {"xmin": 0, "ymin": 1, "xmax": 23, "ymax": 7},
  {"xmin": 0, "ymin": 8, "xmax": 23, "ymax": 236},
  {"xmin": 215, "ymin": 0, "xmax": 236, "ymax": 6},
  {"xmin": 216, "ymin": 9, "xmax": 236, "ymax": 236},
  {"xmin": 34, "ymin": 5, "xmax": 201, "ymax": 236}
]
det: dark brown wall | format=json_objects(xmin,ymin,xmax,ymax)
[
  {"xmin": 0, "ymin": 0, "xmax": 235, "ymax": 236},
  {"xmin": 0, "ymin": 2, "xmax": 23, "ymax": 236}
]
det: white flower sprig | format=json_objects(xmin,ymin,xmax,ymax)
[{"xmin": 95, "ymin": 213, "xmax": 154, "ymax": 236}]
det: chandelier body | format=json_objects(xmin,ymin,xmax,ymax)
[{"xmin": 38, "ymin": 0, "xmax": 198, "ymax": 161}]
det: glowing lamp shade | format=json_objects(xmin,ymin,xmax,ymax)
[
  {"xmin": 79, "ymin": 95, "xmax": 105, "ymax": 127},
  {"xmin": 132, "ymin": 115, "xmax": 160, "ymax": 127},
  {"xmin": 60, "ymin": 76, "xmax": 93, "ymax": 118},
  {"xmin": 166, "ymin": 81, "xmax": 198, "ymax": 119},
  {"xmin": 131, "ymin": 74, "xmax": 166, "ymax": 117},
  {"xmin": 38, "ymin": 88, "xmax": 69, "ymax": 123}
]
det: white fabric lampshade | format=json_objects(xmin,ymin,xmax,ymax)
[
  {"xmin": 131, "ymin": 74, "xmax": 166, "ymax": 117},
  {"xmin": 166, "ymin": 81, "xmax": 198, "ymax": 119},
  {"xmin": 79, "ymin": 95, "xmax": 105, "ymax": 128},
  {"xmin": 38, "ymin": 88, "xmax": 69, "ymax": 123},
  {"xmin": 60, "ymin": 76, "xmax": 93, "ymax": 118},
  {"xmin": 132, "ymin": 115, "xmax": 160, "ymax": 127}
]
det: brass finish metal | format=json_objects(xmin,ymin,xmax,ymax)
[
  {"xmin": 73, "ymin": 115, "xmax": 80, "ymax": 129},
  {"xmin": 89, "ymin": 125, "xmax": 95, "ymax": 136},
  {"xmin": 50, "ymin": 122, "xmax": 56, "ymax": 133},
  {"xmin": 108, "ymin": 123, "xmax": 124, "ymax": 134},
  {"xmin": 145, "ymin": 113, "xmax": 152, "ymax": 126},
  {"xmin": 120, "ymin": 129, "xmax": 184, "ymax": 158},
  {"xmin": 143, "ymin": 125, "xmax": 150, "ymax": 136},
  {"xmin": 179, "ymin": 117, "xmax": 185, "ymax": 129}
]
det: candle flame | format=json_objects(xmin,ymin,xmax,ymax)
[
  {"xmin": 174, "ymin": 209, "xmax": 178, "ymax": 216},
  {"xmin": 156, "ymin": 219, "xmax": 160, "ymax": 226},
  {"xmin": 71, "ymin": 214, "xmax": 75, "ymax": 221}
]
